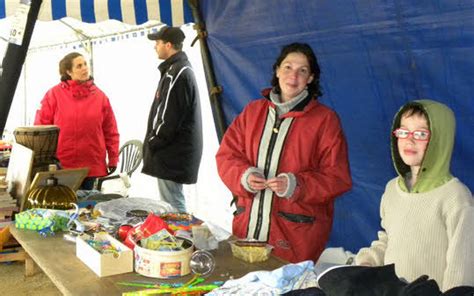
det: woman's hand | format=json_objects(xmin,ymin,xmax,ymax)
[
  {"xmin": 107, "ymin": 166, "xmax": 117, "ymax": 175},
  {"xmin": 265, "ymin": 176, "xmax": 288, "ymax": 195},
  {"xmin": 248, "ymin": 173, "xmax": 267, "ymax": 191}
]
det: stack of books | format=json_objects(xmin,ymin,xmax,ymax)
[{"xmin": 0, "ymin": 176, "xmax": 18, "ymax": 230}]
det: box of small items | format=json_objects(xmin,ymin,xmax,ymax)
[
  {"xmin": 229, "ymin": 239, "xmax": 273, "ymax": 263},
  {"xmin": 76, "ymin": 232, "xmax": 133, "ymax": 277}
]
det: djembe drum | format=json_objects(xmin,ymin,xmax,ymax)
[{"xmin": 14, "ymin": 125, "xmax": 60, "ymax": 178}]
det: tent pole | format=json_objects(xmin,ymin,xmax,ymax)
[
  {"xmin": 188, "ymin": 0, "xmax": 227, "ymax": 143},
  {"xmin": 0, "ymin": 0, "xmax": 43, "ymax": 136}
]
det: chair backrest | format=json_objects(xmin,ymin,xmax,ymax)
[{"xmin": 117, "ymin": 139, "xmax": 143, "ymax": 177}]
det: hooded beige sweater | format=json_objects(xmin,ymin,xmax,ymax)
[
  {"xmin": 356, "ymin": 100, "xmax": 474, "ymax": 291},
  {"xmin": 355, "ymin": 177, "xmax": 474, "ymax": 291}
]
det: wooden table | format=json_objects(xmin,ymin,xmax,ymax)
[
  {"xmin": 0, "ymin": 228, "xmax": 36, "ymax": 276},
  {"xmin": 9, "ymin": 225, "xmax": 286, "ymax": 296}
]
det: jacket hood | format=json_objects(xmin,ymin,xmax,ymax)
[
  {"xmin": 391, "ymin": 99, "xmax": 455, "ymax": 193},
  {"xmin": 61, "ymin": 79, "xmax": 96, "ymax": 99}
]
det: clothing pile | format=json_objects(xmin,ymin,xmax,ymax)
[{"xmin": 207, "ymin": 261, "xmax": 474, "ymax": 296}]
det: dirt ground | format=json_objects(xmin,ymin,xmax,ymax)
[{"xmin": 0, "ymin": 261, "xmax": 61, "ymax": 296}]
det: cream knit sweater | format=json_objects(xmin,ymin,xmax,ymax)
[{"xmin": 355, "ymin": 177, "xmax": 474, "ymax": 291}]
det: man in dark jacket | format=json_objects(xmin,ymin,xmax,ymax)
[{"xmin": 142, "ymin": 26, "xmax": 203, "ymax": 213}]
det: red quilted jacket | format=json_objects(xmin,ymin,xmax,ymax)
[{"xmin": 34, "ymin": 80, "xmax": 119, "ymax": 177}]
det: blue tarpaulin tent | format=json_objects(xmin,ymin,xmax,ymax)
[
  {"xmin": 197, "ymin": 0, "xmax": 474, "ymax": 251},
  {"xmin": 1, "ymin": 0, "xmax": 473, "ymax": 253}
]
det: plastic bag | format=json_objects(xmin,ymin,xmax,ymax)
[
  {"xmin": 123, "ymin": 213, "xmax": 174, "ymax": 250},
  {"xmin": 93, "ymin": 197, "xmax": 175, "ymax": 221},
  {"xmin": 15, "ymin": 208, "xmax": 71, "ymax": 232}
]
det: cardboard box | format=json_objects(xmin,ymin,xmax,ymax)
[{"xmin": 76, "ymin": 232, "xmax": 133, "ymax": 277}]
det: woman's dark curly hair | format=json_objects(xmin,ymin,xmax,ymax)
[{"xmin": 270, "ymin": 42, "xmax": 322, "ymax": 98}]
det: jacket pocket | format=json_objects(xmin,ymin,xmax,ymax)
[{"xmin": 278, "ymin": 211, "xmax": 314, "ymax": 224}]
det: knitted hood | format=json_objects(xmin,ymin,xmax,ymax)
[{"xmin": 391, "ymin": 99, "xmax": 455, "ymax": 193}]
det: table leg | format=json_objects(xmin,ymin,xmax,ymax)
[{"xmin": 25, "ymin": 253, "xmax": 37, "ymax": 276}]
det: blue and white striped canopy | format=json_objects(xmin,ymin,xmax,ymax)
[{"xmin": 0, "ymin": 0, "xmax": 193, "ymax": 26}]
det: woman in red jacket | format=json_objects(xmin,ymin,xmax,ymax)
[
  {"xmin": 216, "ymin": 43, "xmax": 352, "ymax": 263},
  {"xmin": 35, "ymin": 52, "xmax": 120, "ymax": 190}
]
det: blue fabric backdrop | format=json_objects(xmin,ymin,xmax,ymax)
[{"xmin": 200, "ymin": 0, "xmax": 474, "ymax": 252}]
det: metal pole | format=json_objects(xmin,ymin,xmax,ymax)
[
  {"xmin": 188, "ymin": 0, "xmax": 227, "ymax": 142},
  {"xmin": 0, "ymin": 0, "xmax": 43, "ymax": 136}
]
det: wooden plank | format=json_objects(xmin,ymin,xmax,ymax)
[
  {"xmin": 0, "ymin": 247, "xmax": 26, "ymax": 262},
  {"xmin": 0, "ymin": 242, "xmax": 37, "ymax": 276},
  {"xmin": 9, "ymin": 225, "xmax": 286, "ymax": 296},
  {"xmin": 0, "ymin": 227, "xmax": 37, "ymax": 276}
]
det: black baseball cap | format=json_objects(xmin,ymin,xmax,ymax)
[{"xmin": 147, "ymin": 26, "xmax": 185, "ymax": 44}]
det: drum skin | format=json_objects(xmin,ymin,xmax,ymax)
[{"xmin": 13, "ymin": 125, "xmax": 59, "ymax": 163}]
